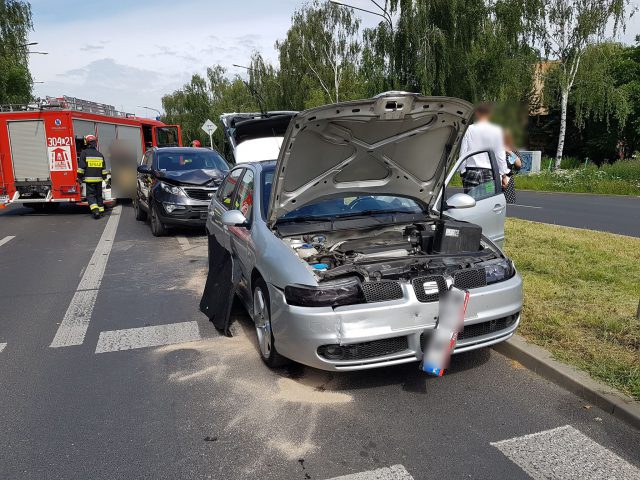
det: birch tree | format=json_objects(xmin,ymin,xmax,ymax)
[
  {"xmin": 277, "ymin": 0, "xmax": 361, "ymax": 105},
  {"xmin": 534, "ymin": 0, "xmax": 634, "ymax": 168}
]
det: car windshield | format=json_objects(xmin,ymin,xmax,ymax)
[
  {"xmin": 261, "ymin": 166, "xmax": 423, "ymax": 220},
  {"xmin": 157, "ymin": 150, "xmax": 228, "ymax": 172}
]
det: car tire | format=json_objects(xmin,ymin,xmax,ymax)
[
  {"xmin": 253, "ymin": 278, "xmax": 288, "ymax": 368},
  {"xmin": 133, "ymin": 196, "xmax": 147, "ymax": 221},
  {"xmin": 150, "ymin": 201, "xmax": 167, "ymax": 237}
]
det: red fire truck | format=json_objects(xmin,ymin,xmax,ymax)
[{"xmin": 0, "ymin": 96, "xmax": 182, "ymax": 209}]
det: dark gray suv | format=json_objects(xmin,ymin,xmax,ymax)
[{"xmin": 134, "ymin": 147, "xmax": 229, "ymax": 236}]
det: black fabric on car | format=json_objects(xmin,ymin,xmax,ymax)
[{"xmin": 199, "ymin": 233, "xmax": 242, "ymax": 336}]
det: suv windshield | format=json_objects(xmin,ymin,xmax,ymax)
[{"xmin": 157, "ymin": 150, "xmax": 228, "ymax": 172}]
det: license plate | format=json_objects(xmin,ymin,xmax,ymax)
[{"xmin": 0, "ymin": 195, "xmax": 9, "ymax": 204}]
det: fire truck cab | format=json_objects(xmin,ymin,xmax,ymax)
[{"xmin": 0, "ymin": 96, "xmax": 182, "ymax": 209}]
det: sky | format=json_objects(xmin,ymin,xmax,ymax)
[{"xmin": 27, "ymin": 0, "xmax": 640, "ymax": 119}]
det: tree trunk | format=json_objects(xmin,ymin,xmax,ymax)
[{"xmin": 555, "ymin": 87, "xmax": 569, "ymax": 169}]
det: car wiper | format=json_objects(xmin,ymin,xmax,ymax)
[
  {"xmin": 334, "ymin": 209, "xmax": 420, "ymax": 218},
  {"xmin": 276, "ymin": 215, "xmax": 334, "ymax": 224}
]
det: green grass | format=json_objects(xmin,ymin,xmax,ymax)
[
  {"xmin": 504, "ymin": 219, "xmax": 640, "ymax": 400},
  {"xmin": 515, "ymin": 159, "xmax": 640, "ymax": 195}
]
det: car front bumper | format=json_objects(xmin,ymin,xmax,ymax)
[
  {"xmin": 269, "ymin": 272, "xmax": 523, "ymax": 371},
  {"xmin": 153, "ymin": 197, "xmax": 209, "ymax": 227}
]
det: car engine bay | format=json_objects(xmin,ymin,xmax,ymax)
[{"xmin": 280, "ymin": 219, "xmax": 504, "ymax": 283}]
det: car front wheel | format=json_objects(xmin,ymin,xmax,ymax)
[
  {"xmin": 133, "ymin": 196, "xmax": 147, "ymax": 221},
  {"xmin": 150, "ymin": 201, "xmax": 167, "ymax": 237},
  {"xmin": 253, "ymin": 278, "xmax": 288, "ymax": 368}
]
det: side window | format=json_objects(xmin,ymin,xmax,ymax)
[
  {"xmin": 459, "ymin": 152, "xmax": 499, "ymax": 201},
  {"xmin": 217, "ymin": 168, "xmax": 243, "ymax": 209},
  {"xmin": 141, "ymin": 151, "xmax": 152, "ymax": 167},
  {"xmin": 234, "ymin": 170, "xmax": 254, "ymax": 220}
]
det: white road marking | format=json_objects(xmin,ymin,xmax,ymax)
[
  {"xmin": 508, "ymin": 204, "xmax": 542, "ymax": 209},
  {"xmin": 491, "ymin": 425, "xmax": 640, "ymax": 480},
  {"xmin": 0, "ymin": 235, "xmax": 16, "ymax": 247},
  {"xmin": 95, "ymin": 321, "xmax": 201, "ymax": 354},
  {"xmin": 0, "ymin": 343, "xmax": 6, "ymax": 353},
  {"xmin": 50, "ymin": 206, "xmax": 122, "ymax": 348},
  {"xmin": 326, "ymin": 465, "xmax": 414, "ymax": 480}
]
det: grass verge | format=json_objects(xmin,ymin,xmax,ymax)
[
  {"xmin": 514, "ymin": 160, "xmax": 640, "ymax": 195},
  {"xmin": 504, "ymin": 219, "xmax": 640, "ymax": 400}
]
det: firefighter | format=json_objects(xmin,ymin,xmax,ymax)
[{"xmin": 77, "ymin": 135, "xmax": 109, "ymax": 219}]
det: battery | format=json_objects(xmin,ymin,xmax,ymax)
[{"xmin": 433, "ymin": 219, "xmax": 482, "ymax": 254}]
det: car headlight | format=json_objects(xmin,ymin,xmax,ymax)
[
  {"xmin": 284, "ymin": 277, "xmax": 366, "ymax": 307},
  {"xmin": 159, "ymin": 182, "xmax": 185, "ymax": 196},
  {"xmin": 484, "ymin": 259, "xmax": 515, "ymax": 285}
]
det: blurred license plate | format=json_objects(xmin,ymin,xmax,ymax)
[{"xmin": 0, "ymin": 195, "xmax": 9, "ymax": 204}]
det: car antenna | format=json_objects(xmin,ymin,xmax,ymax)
[{"xmin": 240, "ymin": 79, "xmax": 266, "ymax": 115}]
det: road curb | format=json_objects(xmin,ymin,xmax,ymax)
[{"xmin": 492, "ymin": 335, "xmax": 640, "ymax": 430}]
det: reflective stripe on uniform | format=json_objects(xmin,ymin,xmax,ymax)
[
  {"xmin": 98, "ymin": 207, "xmax": 105, "ymax": 212},
  {"xmin": 84, "ymin": 177, "xmax": 103, "ymax": 183},
  {"xmin": 77, "ymin": 168, "xmax": 85, "ymax": 174},
  {"xmin": 102, "ymin": 170, "xmax": 110, "ymax": 175},
  {"xmin": 89, "ymin": 204, "xmax": 99, "ymax": 210}
]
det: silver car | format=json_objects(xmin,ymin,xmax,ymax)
[{"xmin": 201, "ymin": 92, "xmax": 522, "ymax": 371}]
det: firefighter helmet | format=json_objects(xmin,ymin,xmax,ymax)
[
  {"xmin": 85, "ymin": 134, "xmax": 97, "ymax": 145},
  {"xmin": 191, "ymin": 140, "xmax": 201, "ymax": 148}
]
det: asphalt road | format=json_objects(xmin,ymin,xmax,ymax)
[
  {"xmin": 0, "ymin": 203, "xmax": 639, "ymax": 480},
  {"xmin": 506, "ymin": 191, "xmax": 640, "ymax": 237}
]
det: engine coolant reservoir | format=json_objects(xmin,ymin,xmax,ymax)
[{"xmin": 296, "ymin": 244, "xmax": 318, "ymax": 259}]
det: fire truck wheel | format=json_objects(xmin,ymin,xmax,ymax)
[
  {"xmin": 150, "ymin": 202, "xmax": 168, "ymax": 237},
  {"xmin": 133, "ymin": 197, "xmax": 147, "ymax": 221}
]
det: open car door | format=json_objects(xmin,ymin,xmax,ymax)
[
  {"xmin": 153, "ymin": 125, "xmax": 182, "ymax": 147},
  {"xmin": 433, "ymin": 150, "xmax": 507, "ymax": 249}
]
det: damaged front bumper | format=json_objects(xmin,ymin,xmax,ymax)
[{"xmin": 269, "ymin": 272, "xmax": 523, "ymax": 371}]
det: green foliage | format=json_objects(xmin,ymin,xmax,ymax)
[
  {"xmin": 515, "ymin": 159, "xmax": 640, "ymax": 195},
  {"xmin": 0, "ymin": 0, "xmax": 33, "ymax": 104},
  {"xmin": 276, "ymin": 0, "xmax": 362, "ymax": 105}
]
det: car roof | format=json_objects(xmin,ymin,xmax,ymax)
[{"xmin": 153, "ymin": 147, "xmax": 222, "ymax": 154}]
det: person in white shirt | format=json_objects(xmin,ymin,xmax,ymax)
[{"xmin": 458, "ymin": 102, "xmax": 510, "ymax": 194}]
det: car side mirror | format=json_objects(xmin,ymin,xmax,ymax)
[
  {"xmin": 137, "ymin": 164, "xmax": 151, "ymax": 174},
  {"xmin": 221, "ymin": 210, "xmax": 248, "ymax": 227},
  {"xmin": 445, "ymin": 193, "xmax": 476, "ymax": 209}
]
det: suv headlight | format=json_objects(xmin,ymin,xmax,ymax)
[
  {"xmin": 159, "ymin": 182, "xmax": 185, "ymax": 196},
  {"xmin": 284, "ymin": 278, "xmax": 366, "ymax": 307},
  {"xmin": 484, "ymin": 259, "xmax": 515, "ymax": 285}
]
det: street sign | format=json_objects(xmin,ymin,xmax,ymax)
[
  {"xmin": 201, "ymin": 119, "xmax": 217, "ymax": 150},
  {"xmin": 201, "ymin": 119, "xmax": 217, "ymax": 135}
]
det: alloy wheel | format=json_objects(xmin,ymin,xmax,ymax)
[{"xmin": 253, "ymin": 286, "xmax": 272, "ymax": 359}]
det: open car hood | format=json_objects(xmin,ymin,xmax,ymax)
[
  {"xmin": 267, "ymin": 93, "xmax": 473, "ymax": 226},
  {"xmin": 220, "ymin": 111, "xmax": 297, "ymax": 163},
  {"xmin": 157, "ymin": 168, "xmax": 225, "ymax": 186}
]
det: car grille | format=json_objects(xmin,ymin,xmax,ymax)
[
  {"xmin": 453, "ymin": 268, "xmax": 487, "ymax": 290},
  {"xmin": 420, "ymin": 314, "xmax": 518, "ymax": 347},
  {"xmin": 412, "ymin": 275, "xmax": 447, "ymax": 302},
  {"xmin": 183, "ymin": 187, "xmax": 216, "ymax": 201},
  {"xmin": 318, "ymin": 336, "xmax": 409, "ymax": 361},
  {"xmin": 457, "ymin": 315, "xmax": 517, "ymax": 340},
  {"xmin": 362, "ymin": 281, "xmax": 404, "ymax": 303}
]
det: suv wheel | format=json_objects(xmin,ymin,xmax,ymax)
[
  {"xmin": 150, "ymin": 201, "xmax": 167, "ymax": 237},
  {"xmin": 133, "ymin": 196, "xmax": 147, "ymax": 221},
  {"xmin": 253, "ymin": 278, "xmax": 288, "ymax": 368}
]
